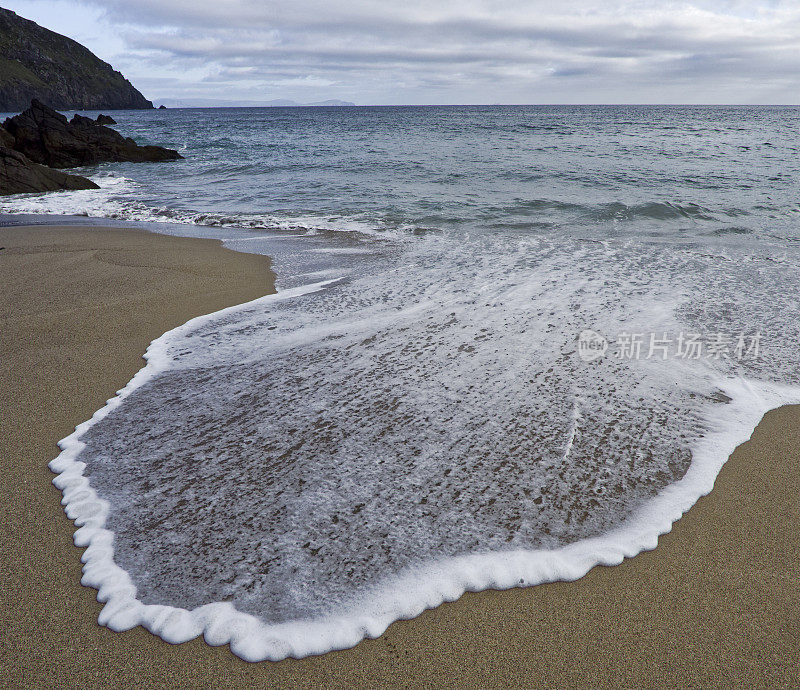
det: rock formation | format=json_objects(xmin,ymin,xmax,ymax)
[
  {"xmin": 2, "ymin": 100, "xmax": 182, "ymax": 169},
  {"xmin": 0, "ymin": 146, "xmax": 98, "ymax": 195},
  {"xmin": 0, "ymin": 100, "xmax": 182, "ymax": 195}
]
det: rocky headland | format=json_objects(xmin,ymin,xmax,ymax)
[{"xmin": 0, "ymin": 7, "xmax": 153, "ymax": 112}]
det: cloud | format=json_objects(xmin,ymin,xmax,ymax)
[{"xmin": 10, "ymin": 0, "xmax": 800, "ymax": 103}]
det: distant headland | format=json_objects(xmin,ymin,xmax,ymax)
[{"xmin": 155, "ymin": 98, "xmax": 357, "ymax": 108}]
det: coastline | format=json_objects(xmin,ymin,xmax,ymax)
[{"xmin": 3, "ymin": 222, "xmax": 799, "ymax": 687}]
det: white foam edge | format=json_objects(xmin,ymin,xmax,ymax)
[{"xmin": 49, "ymin": 289, "xmax": 800, "ymax": 660}]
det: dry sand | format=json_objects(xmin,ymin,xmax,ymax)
[{"xmin": 2, "ymin": 223, "xmax": 798, "ymax": 688}]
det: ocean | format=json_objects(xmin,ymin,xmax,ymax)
[{"xmin": 4, "ymin": 105, "xmax": 800, "ymax": 660}]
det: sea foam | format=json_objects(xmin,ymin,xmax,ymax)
[{"xmin": 47, "ymin": 225, "xmax": 800, "ymax": 661}]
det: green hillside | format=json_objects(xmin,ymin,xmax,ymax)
[{"xmin": 0, "ymin": 7, "xmax": 153, "ymax": 111}]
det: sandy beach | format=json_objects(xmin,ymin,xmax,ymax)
[{"xmin": 3, "ymin": 222, "xmax": 799, "ymax": 688}]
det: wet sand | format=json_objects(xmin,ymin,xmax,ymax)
[{"xmin": 2, "ymin": 223, "xmax": 798, "ymax": 688}]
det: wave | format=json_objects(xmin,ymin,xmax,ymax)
[
  {"xmin": 49, "ymin": 278, "xmax": 800, "ymax": 659},
  {"xmin": 593, "ymin": 200, "xmax": 718, "ymax": 221},
  {"xmin": 44, "ymin": 223, "xmax": 800, "ymax": 660},
  {"xmin": 0, "ymin": 174, "xmax": 416, "ymax": 242},
  {"xmin": 1, "ymin": 173, "xmax": 758, "ymax": 243}
]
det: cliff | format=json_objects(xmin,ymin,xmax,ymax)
[{"xmin": 0, "ymin": 8, "xmax": 153, "ymax": 112}]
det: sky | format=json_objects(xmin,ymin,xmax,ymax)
[{"xmin": 4, "ymin": 0, "xmax": 800, "ymax": 105}]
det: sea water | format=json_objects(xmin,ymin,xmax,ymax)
[{"xmin": 4, "ymin": 105, "xmax": 800, "ymax": 660}]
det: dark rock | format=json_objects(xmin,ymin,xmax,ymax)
[
  {"xmin": 69, "ymin": 114, "xmax": 98, "ymax": 128},
  {"xmin": 96, "ymin": 114, "xmax": 117, "ymax": 125},
  {"xmin": 2, "ymin": 100, "xmax": 183, "ymax": 168},
  {"xmin": 0, "ymin": 7, "xmax": 153, "ymax": 111},
  {"xmin": 0, "ymin": 145, "xmax": 99, "ymax": 195},
  {"xmin": 158, "ymin": 105, "xmax": 167, "ymax": 109},
  {"xmin": 0, "ymin": 127, "xmax": 13, "ymax": 148}
]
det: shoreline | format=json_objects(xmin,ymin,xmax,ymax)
[{"xmin": 3, "ymin": 221, "xmax": 799, "ymax": 687}]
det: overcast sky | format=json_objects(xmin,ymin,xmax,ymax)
[{"xmin": 5, "ymin": 0, "xmax": 800, "ymax": 104}]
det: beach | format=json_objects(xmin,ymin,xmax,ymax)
[{"xmin": 2, "ymin": 221, "xmax": 798, "ymax": 688}]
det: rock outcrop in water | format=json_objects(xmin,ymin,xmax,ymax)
[
  {"xmin": 95, "ymin": 114, "xmax": 116, "ymax": 126},
  {"xmin": 0, "ymin": 146, "xmax": 98, "ymax": 195},
  {"xmin": 0, "ymin": 8, "xmax": 153, "ymax": 112},
  {"xmin": 2, "ymin": 100, "xmax": 183, "ymax": 168},
  {"xmin": 0, "ymin": 100, "xmax": 181, "ymax": 194}
]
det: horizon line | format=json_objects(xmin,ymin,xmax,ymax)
[{"xmin": 150, "ymin": 102, "xmax": 800, "ymax": 108}]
